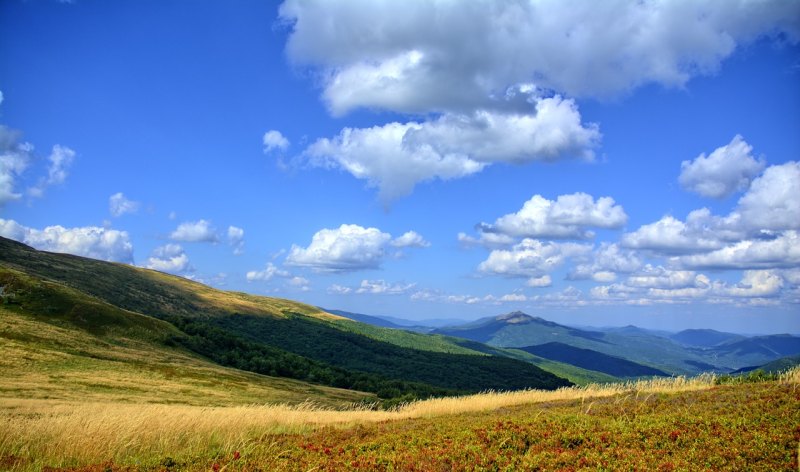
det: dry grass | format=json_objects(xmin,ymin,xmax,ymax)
[{"xmin": 6, "ymin": 368, "xmax": 796, "ymax": 470}]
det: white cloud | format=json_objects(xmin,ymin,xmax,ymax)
[
  {"xmin": 526, "ymin": 275, "xmax": 552, "ymax": 288},
  {"xmin": 0, "ymin": 125, "xmax": 33, "ymax": 206},
  {"xmin": 0, "ymin": 218, "xmax": 133, "ymax": 263},
  {"xmin": 109, "ymin": 192, "xmax": 140, "ymax": 217},
  {"xmin": 568, "ymin": 243, "xmax": 643, "ymax": 281},
  {"xmin": 620, "ymin": 213, "xmax": 727, "ymax": 254},
  {"xmin": 678, "ymin": 231, "xmax": 800, "ymax": 270},
  {"xmin": 227, "ymin": 225, "xmax": 245, "ymax": 255},
  {"xmin": 679, "ymin": 135, "xmax": 765, "ymax": 198},
  {"xmin": 304, "ymin": 101, "xmax": 599, "ymax": 202},
  {"xmin": 170, "ymin": 219, "xmax": 219, "ymax": 243},
  {"xmin": 281, "ymin": 0, "xmax": 798, "ymax": 111},
  {"xmin": 481, "ymin": 193, "xmax": 627, "ymax": 240},
  {"xmin": 246, "ymin": 262, "xmax": 290, "ymax": 282},
  {"xmin": 390, "ymin": 230, "xmax": 430, "ymax": 248},
  {"xmin": 355, "ymin": 279, "xmax": 416, "ymax": 295},
  {"xmin": 263, "ymin": 130, "xmax": 290, "ymax": 153},
  {"xmin": 626, "ymin": 265, "xmax": 706, "ymax": 289},
  {"xmin": 145, "ymin": 244, "xmax": 191, "ymax": 274},
  {"xmin": 736, "ymin": 161, "xmax": 800, "ymax": 232},
  {"xmin": 457, "ymin": 231, "xmax": 515, "ymax": 249},
  {"xmin": 720, "ymin": 270, "xmax": 783, "ymax": 298},
  {"xmin": 478, "ymin": 238, "xmax": 590, "ymax": 278},
  {"xmin": 328, "ymin": 284, "xmax": 353, "ymax": 295},
  {"xmin": 28, "ymin": 145, "xmax": 76, "ymax": 198},
  {"xmin": 285, "ymin": 224, "xmax": 392, "ymax": 272},
  {"xmin": 288, "ymin": 276, "xmax": 311, "ymax": 291}
]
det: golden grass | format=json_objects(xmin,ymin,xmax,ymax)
[{"xmin": 6, "ymin": 367, "xmax": 797, "ymax": 470}]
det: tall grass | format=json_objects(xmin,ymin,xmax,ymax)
[{"xmin": 2, "ymin": 367, "xmax": 797, "ymax": 470}]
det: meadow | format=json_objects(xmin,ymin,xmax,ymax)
[{"xmin": 2, "ymin": 368, "xmax": 798, "ymax": 471}]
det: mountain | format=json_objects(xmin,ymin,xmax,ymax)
[
  {"xmin": 731, "ymin": 354, "xmax": 800, "ymax": 374},
  {"xmin": 434, "ymin": 311, "xmax": 729, "ymax": 375},
  {"xmin": 703, "ymin": 335, "xmax": 800, "ymax": 366},
  {"xmin": 0, "ymin": 237, "xmax": 571, "ymax": 403},
  {"xmin": 324, "ymin": 308, "xmax": 410, "ymax": 329},
  {"xmin": 517, "ymin": 342, "xmax": 669, "ymax": 378},
  {"xmin": 670, "ymin": 329, "xmax": 745, "ymax": 347}
]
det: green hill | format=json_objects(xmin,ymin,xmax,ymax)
[
  {"xmin": 0, "ymin": 237, "xmax": 571, "ymax": 403},
  {"xmin": 0, "ymin": 266, "xmax": 368, "ymax": 407}
]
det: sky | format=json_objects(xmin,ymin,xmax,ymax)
[{"xmin": 1, "ymin": 0, "xmax": 799, "ymax": 333}]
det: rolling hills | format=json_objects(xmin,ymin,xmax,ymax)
[
  {"xmin": 0, "ymin": 236, "xmax": 571, "ymax": 405},
  {"xmin": 434, "ymin": 311, "xmax": 800, "ymax": 375}
]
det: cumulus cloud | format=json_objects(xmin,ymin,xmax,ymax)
[
  {"xmin": 170, "ymin": 219, "xmax": 219, "ymax": 243},
  {"xmin": 478, "ymin": 238, "xmax": 590, "ymax": 278},
  {"xmin": 288, "ymin": 276, "xmax": 311, "ymax": 291},
  {"xmin": 679, "ymin": 135, "xmax": 765, "ymax": 198},
  {"xmin": 390, "ymin": 230, "xmax": 430, "ymax": 248},
  {"xmin": 263, "ymin": 130, "xmax": 290, "ymax": 153},
  {"xmin": 327, "ymin": 284, "xmax": 353, "ymax": 295},
  {"xmin": 677, "ymin": 231, "xmax": 800, "ymax": 270},
  {"xmin": 145, "ymin": 244, "xmax": 191, "ymax": 274},
  {"xmin": 0, "ymin": 218, "xmax": 133, "ymax": 263},
  {"xmin": 568, "ymin": 243, "xmax": 642, "ymax": 281},
  {"xmin": 355, "ymin": 279, "xmax": 416, "ymax": 295},
  {"xmin": 624, "ymin": 160, "xmax": 800, "ymax": 271},
  {"xmin": 591, "ymin": 268, "xmax": 788, "ymax": 305},
  {"xmin": 246, "ymin": 262, "xmax": 290, "ymax": 282},
  {"xmin": 109, "ymin": 192, "xmax": 140, "ymax": 217},
  {"xmin": 480, "ymin": 193, "xmax": 627, "ymax": 240},
  {"xmin": 28, "ymin": 145, "xmax": 75, "ymax": 198},
  {"xmin": 526, "ymin": 275, "xmax": 552, "ymax": 288},
  {"xmin": 305, "ymin": 101, "xmax": 599, "ymax": 202},
  {"xmin": 736, "ymin": 161, "xmax": 800, "ymax": 232},
  {"xmin": 227, "ymin": 225, "xmax": 245, "ymax": 255},
  {"xmin": 285, "ymin": 224, "xmax": 392, "ymax": 272},
  {"xmin": 0, "ymin": 125, "xmax": 33, "ymax": 205},
  {"xmin": 620, "ymin": 212, "xmax": 730, "ymax": 254},
  {"xmin": 281, "ymin": 0, "xmax": 799, "ymax": 111}
]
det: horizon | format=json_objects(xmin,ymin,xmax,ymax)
[{"xmin": 1, "ymin": 1, "xmax": 799, "ymax": 335}]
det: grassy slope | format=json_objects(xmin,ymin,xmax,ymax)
[
  {"xmin": 2, "ymin": 373, "xmax": 797, "ymax": 471},
  {"xmin": 0, "ymin": 267, "xmax": 369, "ymax": 407}
]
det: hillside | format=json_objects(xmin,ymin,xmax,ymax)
[
  {"xmin": 670, "ymin": 328, "xmax": 745, "ymax": 347},
  {"xmin": 518, "ymin": 342, "xmax": 669, "ymax": 378},
  {"xmin": 0, "ymin": 237, "xmax": 571, "ymax": 401},
  {"xmin": 0, "ymin": 267, "xmax": 367, "ymax": 407}
]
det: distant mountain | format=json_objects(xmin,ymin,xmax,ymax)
[
  {"xmin": 598, "ymin": 325, "xmax": 674, "ymax": 338},
  {"xmin": 434, "ymin": 311, "xmax": 607, "ymax": 345},
  {"xmin": 671, "ymin": 329, "xmax": 745, "ymax": 347},
  {"xmin": 517, "ymin": 342, "xmax": 669, "ymax": 378},
  {"xmin": 324, "ymin": 309, "xmax": 410, "ymax": 329},
  {"xmin": 706, "ymin": 335, "xmax": 800, "ymax": 362},
  {"xmin": 731, "ymin": 354, "xmax": 800, "ymax": 374},
  {"xmin": 434, "ymin": 311, "xmax": 728, "ymax": 375}
]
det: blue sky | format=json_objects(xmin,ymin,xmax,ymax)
[{"xmin": 1, "ymin": 1, "xmax": 799, "ymax": 333}]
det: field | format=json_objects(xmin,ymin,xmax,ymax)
[{"xmin": 2, "ymin": 369, "xmax": 798, "ymax": 471}]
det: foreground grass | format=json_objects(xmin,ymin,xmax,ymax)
[{"xmin": 3, "ymin": 369, "xmax": 798, "ymax": 471}]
